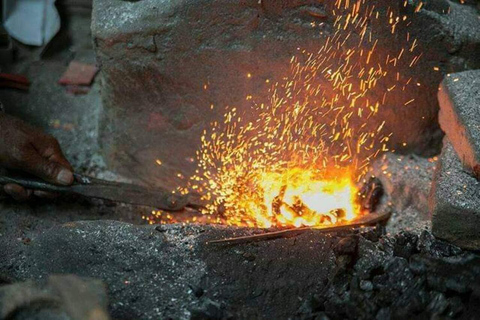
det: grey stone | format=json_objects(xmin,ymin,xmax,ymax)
[
  {"xmin": 438, "ymin": 69, "xmax": 480, "ymax": 179},
  {"xmin": 430, "ymin": 139, "xmax": 480, "ymax": 250},
  {"xmin": 92, "ymin": 0, "xmax": 480, "ymax": 189},
  {"xmin": 0, "ymin": 275, "xmax": 109, "ymax": 320}
]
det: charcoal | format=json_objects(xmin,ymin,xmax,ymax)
[
  {"xmin": 427, "ymin": 292, "xmax": 449, "ymax": 315},
  {"xmin": 333, "ymin": 236, "xmax": 358, "ymax": 256},
  {"xmin": 308, "ymin": 294, "xmax": 326, "ymax": 313},
  {"xmin": 312, "ymin": 312, "xmax": 330, "ymax": 320},
  {"xmin": 416, "ymin": 230, "xmax": 436, "ymax": 254},
  {"xmin": 408, "ymin": 256, "xmax": 426, "ymax": 275},
  {"xmin": 354, "ymin": 239, "xmax": 390, "ymax": 280},
  {"xmin": 349, "ymin": 276, "xmax": 360, "ymax": 292},
  {"xmin": 331, "ymin": 273, "xmax": 351, "ymax": 295},
  {"xmin": 391, "ymin": 279, "xmax": 430, "ymax": 317},
  {"xmin": 296, "ymin": 293, "xmax": 326, "ymax": 318},
  {"xmin": 393, "ymin": 232, "xmax": 418, "ymax": 259},
  {"xmin": 354, "ymin": 256, "xmax": 384, "ymax": 280},
  {"xmin": 296, "ymin": 230, "xmax": 479, "ymax": 320},
  {"xmin": 375, "ymin": 308, "xmax": 391, "ymax": 320},
  {"xmin": 335, "ymin": 255, "xmax": 353, "ymax": 270},
  {"xmin": 375, "ymin": 287, "xmax": 400, "ymax": 307},
  {"xmin": 385, "ymin": 257, "xmax": 408, "ymax": 275},
  {"xmin": 447, "ymin": 296, "xmax": 464, "ymax": 318},
  {"xmin": 445, "ymin": 277, "xmax": 470, "ymax": 295},
  {"xmin": 190, "ymin": 298, "xmax": 227, "ymax": 320},
  {"xmin": 359, "ymin": 227, "xmax": 382, "ymax": 242},
  {"xmin": 385, "ymin": 258, "xmax": 415, "ymax": 293},
  {"xmin": 417, "ymin": 230, "xmax": 462, "ymax": 257},
  {"xmin": 359, "ymin": 280, "xmax": 373, "ymax": 292},
  {"xmin": 189, "ymin": 285, "xmax": 205, "ymax": 298},
  {"xmin": 241, "ymin": 252, "xmax": 256, "ymax": 262},
  {"xmin": 427, "ymin": 274, "xmax": 447, "ymax": 293},
  {"xmin": 372, "ymin": 274, "xmax": 389, "ymax": 290}
]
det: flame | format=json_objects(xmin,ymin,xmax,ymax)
[
  {"xmin": 172, "ymin": 0, "xmax": 421, "ymax": 228},
  {"xmin": 227, "ymin": 168, "xmax": 358, "ymax": 228}
]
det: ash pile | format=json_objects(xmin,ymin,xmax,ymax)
[{"xmin": 0, "ymin": 220, "xmax": 479, "ymax": 320}]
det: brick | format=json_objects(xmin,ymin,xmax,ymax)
[
  {"xmin": 430, "ymin": 139, "xmax": 480, "ymax": 250},
  {"xmin": 58, "ymin": 61, "xmax": 98, "ymax": 86},
  {"xmin": 438, "ymin": 70, "xmax": 480, "ymax": 179}
]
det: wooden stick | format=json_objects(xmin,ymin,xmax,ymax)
[{"xmin": 206, "ymin": 210, "xmax": 391, "ymax": 245}]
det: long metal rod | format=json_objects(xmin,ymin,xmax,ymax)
[{"xmin": 206, "ymin": 211, "xmax": 391, "ymax": 245}]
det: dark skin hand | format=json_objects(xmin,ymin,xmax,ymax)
[{"xmin": 0, "ymin": 113, "xmax": 73, "ymax": 200}]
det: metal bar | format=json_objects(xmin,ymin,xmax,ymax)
[{"xmin": 206, "ymin": 211, "xmax": 391, "ymax": 245}]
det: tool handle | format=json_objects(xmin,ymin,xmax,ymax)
[{"xmin": 0, "ymin": 175, "xmax": 72, "ymax": 193}]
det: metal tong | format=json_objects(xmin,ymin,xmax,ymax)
[{"xmin": 0, "ymin": 172, "xmax": 199, "ymax": 211}]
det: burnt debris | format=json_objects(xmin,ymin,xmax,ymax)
[
  {"xmin": 295, "ymin": 230, "xmax": 480, "ymax": 320},
  {"xmin": 359, "ymin": 176, "xmax": 384, "ymax": 213}
]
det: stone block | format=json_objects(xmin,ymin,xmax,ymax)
[
  {"xmin": 430, "ymin": 139, "xmax": 480, "ymax": 250},
  {"xmin": 0, "ymin": 275, "xmax": 109, "ymax": 320},
  {"xmin": 92, "ymin": 0, "xmax": 480, "ymax": 189},
  {"xmin": 438, "ymin": 69, "xmax": 480, "ymax": 179}
]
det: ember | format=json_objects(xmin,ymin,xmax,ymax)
[
  {"xmin": 223, "ymin": 168, "xmax": 358, "ymax": 228},
  {"xmin": 185, "ymin": 0, "xmax": 419, "ymax": 228}
]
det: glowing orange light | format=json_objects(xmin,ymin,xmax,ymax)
[{"xmin": 150, "ymin": 0, "xmax": 422, "ymax": 229}]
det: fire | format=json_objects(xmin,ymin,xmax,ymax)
[
  {"xmin": 173, "ymin": 0, "xmax": 420, "ymax": 228},
  {"xmin": 237, "ymin": 168, "xmax": 358, "ymax": 228}
]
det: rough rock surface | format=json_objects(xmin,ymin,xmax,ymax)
[
  {"xmin": 92, "ymin": 0, "xmax": 480, "ymax": 189},
  {"xmin": 0, "ymin": 220, "xmax": 338, "ymax": 320},
  {"xmin": 430, "ymin": 139, "xmax": 480, "ymax": 250},
  {"xmin": 438, "ymin": 69, "xmax": 480, "ymax": 179},
  {"xmin": 295, "ymin": 230, "xmax": 480, "ymax": 320}
]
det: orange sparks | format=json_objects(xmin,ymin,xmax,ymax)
[{"xmin": 161, "ymin": 0, "xmax": 422, "ymax": 229}]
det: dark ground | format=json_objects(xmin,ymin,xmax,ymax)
[{"xmin": 0, "ymin": 7, "xmax": 479, "ymax": 320}]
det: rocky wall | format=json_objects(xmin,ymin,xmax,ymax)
[{"xmin": 92, "ymin": 0, "xmax": 480, "ymax": 189}]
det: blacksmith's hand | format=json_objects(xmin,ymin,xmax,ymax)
[{"xmin": 0, "ymin": 113, "xmax": 73, "ymax": 200}]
